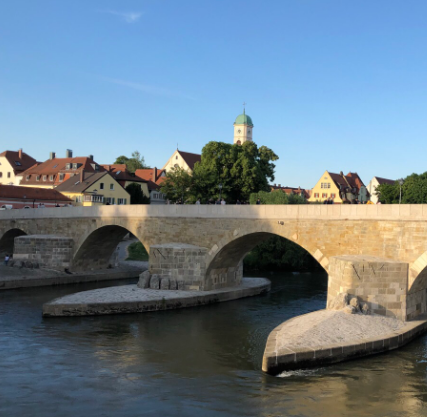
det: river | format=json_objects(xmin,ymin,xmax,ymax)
[{"xmin": 1, "ymin": 271, "xmax": 426, "ymax": 417}]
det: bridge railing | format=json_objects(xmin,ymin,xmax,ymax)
[{"xmin": 1, "ymin": 204, "xmax": 427, "ymax": 221}]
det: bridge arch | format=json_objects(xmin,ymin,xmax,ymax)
[
  {"xmin": 0, "ymin": 228, "xmax": 27, "ymax": 256},
  {"xmin": 204, "ymin": 230, "xmax": 326, "ymax": 290},
  {"xmin": 72, "ymin": 224, "xmax": 148, "ymax": 271}
]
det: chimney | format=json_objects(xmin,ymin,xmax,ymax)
[
  {"xmin": 18, "ymin": 148, "xmax": 22, "ymax": 159},
  {"xmin": 154, "ymin": 167, "xmax": 157, "ymax": 181},
  {"xmin": 278, "ymin": 184, "xmax": 281, "ymax": 188},
  {"xmin": 340, "ymin": 171, "xmax": 344, "ymax": 176},
  {"xmin": 89, "ymin": 155, "xmax": 93, "ymax": 160},
  {"xmin": 66, "ymin": 149, "xmax": 73, "ymax": 158},
  {"xmin": 50, "ymin": 152, "xmax": 56, "ymax": 160},
  {"xmin": 80, "ymin": 170, "xmax": 84, "ymax": 182}
]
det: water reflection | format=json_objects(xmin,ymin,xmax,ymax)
[{"xmin": 1, "ymin": 273, "xmax": 427, "ymax": 416}]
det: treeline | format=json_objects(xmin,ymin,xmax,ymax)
[{"xmin": 377, "ymin": 172, "xmax": 427, "ymax": 204}]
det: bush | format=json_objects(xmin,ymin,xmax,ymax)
[{"xmin": 126, "ymin": 242, "xmax": 149, "ymax": 261}]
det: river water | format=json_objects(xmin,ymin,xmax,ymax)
[{"xmin": 1, "ymin": 271, "xmax": 427, "ymax": 417}]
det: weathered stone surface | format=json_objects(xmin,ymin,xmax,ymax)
[
  {"xmin": 149, "ymin": 274, "xmax": 160, "ymax": 290},
  {"xmin": 343, "ymin": 305, "xmax": 357, "ymax": 314},
  {"xmin": 349, "ymin": 297, "xmax": 360, "ymax": 312},
  {"xmin": 361, "ymin": 303, "xmax": 370, "ymax": 315},
  {"xmin": 327, "ymin": 292, "xmax": 349, "ymax": 310},
  {"xmin": 8, "ymin": 260, "xmax": 14, "ymax": 267},
  {"xmin": 169, "ymin": 278, "xmax": 177, "ymax": 290},
  {"xmin": 13, "ymin": 261, "xmax": 23, "ymax": 268},
  {"xmin": 24, "ymin": 261, "xmax": 33, "ymax": 269},
  {"xmin": 160, "ymin": 277, "xmax": 170, "ymax": 290},
  {"xmin": 177, "ymin": 279, "xmax": 185, "ymax": 290},
  {"xmin": 137, "ymin": 270, "xmax": 150, "ymax": 289}
]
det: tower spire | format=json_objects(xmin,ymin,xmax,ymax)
[{"xmin": 243, "ymin": 102, "xmax": 246, "ymax": 114}]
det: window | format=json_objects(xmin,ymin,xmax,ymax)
[
  {"xmin": 59, "ymin": 173, "xmax": 64, "ymax": 181},
  {"xmin": 118, "ymin": 198, "xmax": 126, "ymax": 205},
  {"xmin": 100, "ymin": 183, "xmax": 104, "ymax": 190},
  {"xmin": 14, "ymin": 161, "xmax": 22, "ymax": 166},
  {"xmin": 0, "ymin": 172, "xmax": 2, "ymax": 178},
  {"xmin": 36, "ymin": 175, "xmax": 40, "ymax": 181},
  {"xmin": 322, "ymin": 193, "xmax": 328, "ymax": 198},
  {"xmin": 106, "ymin": 197, "xmax": 115, "ymax": 204},
  {"xmin": 73, "ymin": 163, "xmax": 77, "ymax": 169},
  {"xmin": 7, "ymin": 172, "xmax": 11, "ymax": 178},
  {"xmin": 43, "ymin": 175, "xmax": 47, "ymax": 181},
  {"xmin": 53, "ymin": 164, "xmax": 58, "ymax": 168},
  {"xmin": 314, "ymin": 193, "xmax": 319, "ymax": 198},
  {"xmin": 331, "ymin": 193, "xmax": 336, "ymax": 199},
  {"xmin": 176, "ymin": 156, "xmax": 178, "ymax": 160},
  {"xmin": 26, "ymin": 175, "xmax": 30, "ymax": 180},
  {"xmin": 65, "ymin": 163, "xmax": 70, "ymax": 170},
  {"xmin": 49, "ymin": 175, "xmax": 54, "ymax": 181},
  {"xmin": 110, "ymin": 184, "xmax": 114, "ymax": 190}
]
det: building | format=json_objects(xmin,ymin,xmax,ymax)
[
  {"xmin": 135, "ymin": 168, "xmax": 167, "ymax": 204},
  {"xmin": 367, "ymin": 176, "xmax": 395, "ymax": 204},
  {"xmin": 233, "ymin": 108, "xmax": 254, "ymax": 145},
  {"xmin": 270, "ymin": 184, "xmax": 310, "ymax": 199},
  {"xmin": 102, "ymin": 164, "xmax": 150, "ymax": 199},
  {"xmin": 0, "ymin": 149, "xmax": 38, "ymax": 185},
  {"xmin": 0, "ymin": 184, "xmax": 71, "ymax": 209},
  {"xmin": 308, "ymin": 170, "xmax": 369, "ymax": 204},
  {"xmin": 55, "ymin": 171, "xmax": 130, "ymax": 206},
  {"xmin": 19, "ymin": 150, "xmax": 104, "ymax": 189},
  {"xmin": 163, "ymin": 149, "xmax": 201, "ymax": 174}
]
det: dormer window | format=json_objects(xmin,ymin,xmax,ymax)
[
  {"xmin": 73, "ymin": 163, "xmax": 78, "ymax": 169},
  {"xmin": 66, "ymin": 163, "xmax": 71, "ymax": 170},
  {"xmin": 59, "ymin": 173, "xmax": 64, "ymax": 181},
  {"xmin": 43, "ymin": 175, "xmax": 47, "ymax": 181},
  {"xmin": 49, "ymin": 175, "xmax": 54, "ymax": 181},
  {"xmin": 36, "ymin": 175, "xmax": 40, "ymax": 181}
]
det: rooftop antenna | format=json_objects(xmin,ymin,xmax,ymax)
[{"xmin": 243, "ymin": 102, "xmax": 246, "ymax": 114}]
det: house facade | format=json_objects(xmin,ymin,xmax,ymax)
[
  {"xmin": 270, "ymin": 184, "xmax": 310, "ymax": 199},
  {"xmin": 0, "ymin": 149, "xmax": 38, "ymax": 185},
  {"xmin": 55, "ymin": 171, "xmax": 130, "ymax": 206},
  {"xmin": 102, "ymin": 164, "xmax": 150, "ymax": 198},
  {"xmin": 163, "ymin": 150, "xmax": 201, "ymax": 174},
  {"xmin": 367, "ymin": 176, "xmax": 395, "ymax": 204},
  {"xmin": 135, "ymin": 167, "xmax": 167, "ymax": 204},
  {"xmin": 308, "ymin": 170, "xmax": 369, "ymax": 204}
]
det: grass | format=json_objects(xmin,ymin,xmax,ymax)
[{"xmin": 126, "ymin": 242, "xmax": 149, "ymax": 261}]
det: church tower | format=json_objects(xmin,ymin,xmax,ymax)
[{"xmin": 233, "ymin": 107, "xmax": 254, "ymax": 145}]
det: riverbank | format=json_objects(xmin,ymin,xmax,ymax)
[
  {"xmin": 262, "ymin": 309, "xmax": 427, "ymax": 375},
  {"xmin": 42, "ymin": 277, "xmax": 271, "ymax": 317},
  {"xmin": 0, "ymin": 262, "xmax": 147, "ymax": 290}
]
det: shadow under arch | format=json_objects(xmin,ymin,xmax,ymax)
[
  {"xmin": 72, "ymin": 225, "xmax": 147, "ymax": 271},
  {"xmin": 407, "ymin": 253, "xmax": 427, "ymax": 319},
  {"xmin": 205, "ymin": 231, "xmax": 325, "ymax": 290},
  {"xmin": 0, "ymin": 228, "xmax": 27, "ymax": 256}
]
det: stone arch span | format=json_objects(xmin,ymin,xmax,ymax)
[
  {"xmin": 204, "ymin": 231, "xmax": 326, "ymax": 291},
  {"xmin": 407, "ymin": 251, "xmax": 427, "ymax": 319},
  {"xmin": 0, "ymin": 228, "xmax": 27, "ymax": 256},
  {"xmin": 72, "ymin": 225, "xmax": 148, "ymax": 271}
]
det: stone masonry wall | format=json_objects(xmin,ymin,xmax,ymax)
[
  {"xmin": 13, "ymin": 235, "xmax": 74, "ymax": 270},
  {"xmin": 149, "ymin": 243, "xmax": 208, "ymax": 291},
  {"xmin": 327, "ymin": 256, "xmax": 408, "ymax": 321}
]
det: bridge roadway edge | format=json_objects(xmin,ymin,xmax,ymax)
[{"xmin": 262, "ymin": 311, "xmax": 427, "ymax": 376}]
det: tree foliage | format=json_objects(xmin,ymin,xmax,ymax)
[
  {"xmin": 125, "ymin": 183, "xmax": 150, "ymax": 204},
  {"xmin": 249, "ymin": 190, "xmax": 306, "ymax": 205},
  {"xmin": 376, "ymin": 172, "xmax": 427, "ymax": 204},
  {"xmin": 160, "ymin": 166, "xmax": 193, "ymax": 203},
  {"xmin": 191, "ymin": 141, "xmax": 278, "ymax": 202},
  {"xmin": 115, "ymin": 151, "xmax": 148, "ymax": 173}
]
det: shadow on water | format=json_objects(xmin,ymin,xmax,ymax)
[{"xmin": 1, "ymin": 271, "xmax": 427, "ymax": 417}]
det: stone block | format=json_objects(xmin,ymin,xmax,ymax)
[
  {"xmin": 160, "ymin": 278, "xmax": 170, "ymax": 290},
  {"xmin": 137, "ymin": 271, "xmax": 150, "ymax": 289},
  {"xmin": 150, "ymin": 274, "xmax": 160, "ymax": 290}
]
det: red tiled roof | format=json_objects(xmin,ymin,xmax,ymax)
[
  {"xmin": 135, "ymin": 168, "xmax": 166, "ymax": 190},
  {"xmin": 0, "ymin": 150, "xmax": 38, "ymax": 174},
  {"xmin": 0, "ymin": 184, "xmax": 71, "ymax": 201},
  {"xmin": 375, "ymin": 176, "xmax": 395, "ymax": 185},
  {"xmin": 178, "ymin": 151, "xmax": 201, "ymax": 170},
  {"xmin": 270, "ymin": 185, "xmax": 310, "ymax": 199},
  {"xmin": 101, "ymin": 164, "xmax": 148, "ymax": 184},
  {"xmin": 20, "ymin": 157, "xmax": 105, "ymax": 186}
]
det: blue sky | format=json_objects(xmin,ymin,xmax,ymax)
[{"xmin": 1, "ymin": 0, "xmax": 427, "ymax": 188}]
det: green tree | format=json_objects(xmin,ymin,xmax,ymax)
[
  {"xmin": 191, "ymin": 141, "xmax": 278, "ymax": 202},
  {"xmin": 125, "ymin": 183, "xmax": 150, "ymax": 204},
  {"xmin": 160, "ymin": 166, "xmax": 193, "ymax": 203},
  {"xmin": 114, "ymin": 151, "xmax": 148, "ymax": 173},
  {"xmin": 376, "ymin": 172, "xmax": 427, "ymax": 204},
  {"xmin": 249, "ymin": 190, "xmax": 306, "ymax": 205}
]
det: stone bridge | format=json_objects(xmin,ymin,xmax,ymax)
[{"xmin": 2, "ymin": 204, "xmax": 427, "ymax": 320}]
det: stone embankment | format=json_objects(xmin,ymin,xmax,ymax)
[{"xmin": 42, "ymin": 277, "xmax": 271, "ymax": 317}]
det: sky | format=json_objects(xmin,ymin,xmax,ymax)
[{"xmin": 1, "ymin": 0, "xmax": 427, "ymax": 188}]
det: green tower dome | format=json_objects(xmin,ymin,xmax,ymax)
[{"xmin": 234, "ymin": 110, "xmax": 254, "ymax": 127}]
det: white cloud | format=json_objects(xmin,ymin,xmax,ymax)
[
  {"xmin": 103, "ymin": 77, "xmax": 196, "ymax": 100},
  {"xmin": 104, "ymin": 10, "xmax": 142, "ymax": 23}
]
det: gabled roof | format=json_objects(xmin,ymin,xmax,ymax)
[
  {"xmin": 270, "ymin": 185, "xmax": 310, "ymax": 198},
  {"xmin": 0, "ymin": 184, "xmax": 71, "ymax": 201},
  {"xmin": 0, "ymin": 150, "xmax": 38, "ymax": 173},
  {"xmin": 177, "ymin": 150, "xmax": 201, "ymax": 170},
  {"xmin": 20, "ymin": 157, "xmax": 105, "ymax": 186},
  {"xmin": 102, "ymin": 164, "xmax": 148, "ymax": 186},
  {"xmin": 135, "ymin": 168, "xmax": 166, "ymax": 191},
  {"xmin": 55, "ymin": 172, "xmax": 110, "ymax": 193},
  {"xmin": 374, "ymin": 176, "xmax": 395, "ymax": 186}
]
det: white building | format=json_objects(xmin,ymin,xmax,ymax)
[
  {"xmin": 367, "ymin": 176, "xmax": 395, "ymax": 204},
  {"xmin": 0, "ymin": 149, "xmax": 38, "ymax": 185}
]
